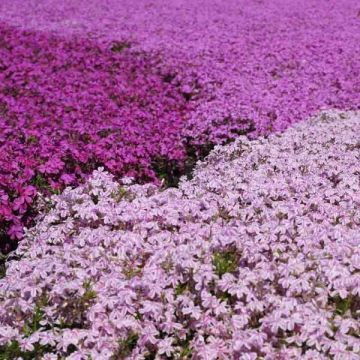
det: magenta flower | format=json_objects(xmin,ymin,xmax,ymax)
[{"xmin": 7, "ymin": 223, "xmax": 23, "ymax": 240}]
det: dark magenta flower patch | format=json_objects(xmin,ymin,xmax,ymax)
[{"xmin": 0, "ymin": 23, "xmax": 193, "ymax": 247}]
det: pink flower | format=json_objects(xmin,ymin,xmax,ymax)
[
  {"xmin": 157, "ymin": 337, "xmax": 174, "ymax": 357},
  {"xmin": 8, "ymin": 223, "xmax": 23, "ymax": 240}
]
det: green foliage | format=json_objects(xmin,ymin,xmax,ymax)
[
  {"xmin": 0, "ymin": 340, "xmax": 34, "ymax": 360},
  {"xmin": 22, "ymin": 307, "xmax": 44, "ymax": 337},
  {"xmin": 153, "ymin": 142, "xmax": 215, "ymax": 188},
  {"xmin": 111, "ymin": 186, "xmax": 128, "ymax": 202},
  {"xmin": 152, "ymin": 157, "xmax": 182, "ymax": 188},
  {"xmin": 22, "ymin": 294, "xmax": 48, "ymax": 336},
  {"xmin": 213, "ymin": 249, "xmax": 238, "ymax": 277},
  {"xmin": 122, "ymin": 264, "xmax": 142, "ymax": 279},
  {"xmin": 97, "ymin": 128, "xmax": 113, "ymax": 138},
  {"xmin": 333, "ymin": 295, "xmax": 354, "ymax": 316},
  {"xmin": 216, "ymin": 290, "xmax": 232, "ymax": 303},
  {"xmin": 179, "ymin": 343, "xmax": 192, "ymax": 358},
  {"xmin": 112, "ymin": 332, "xmax": 139, "ymax": 359},
  {"xmin": 32, "ymin": 173, "xmax": 48, "ymax": 190},
  {"xmin": 175, "ymin": 282, "xmax": 189, "ymax": 296},
  {"xmin": 27, "ymin": 135, "xmax": 39, "ymax": 145},
  {"xmin": 0, "ymin": 340, "xmax": 58, "ymax": 360},
  {"xmin": 177, "ymin": 331, "xmax": 195, "ymax": 359},
  {"xmin": 0, "ymin": 341, "xmax": 22, "ymax": 360},
  {"xmin": 0, "ymin": 252, "xmax": 7, "ymax": 279},
  {"xmin": 31, "ymin": 173, "xmax": 61, "ymax": 195},
  {"xmin": 110, "ymin": 41, "xmax": 131, "ymax": 53},
  {"xmin": 52, "ymin": 281, "xmax": 97, "ymax": 330},
  {"xmin": 160, "ymin": 258, "xmax": 174, "ymax": 272},
  {"xmin": 0, "ymin": 264, "xmax": 5, "ymax": 279},
  {"xmin": 0, "ymin": 295, "xmax": 54, "ymax": 360},
  {"xmin": 82, "ymin": 280, "xmax": 97, "ymax": 303}
]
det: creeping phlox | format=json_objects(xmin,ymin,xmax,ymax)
[
  {"xmin": 0, "ymin": 22, "xmax": 191, "ymax": 246},
  {"xmin": 1, "ymin": 0, "xmax": 360, "ymax": 245},
  {"xmin": 0, "ymin": 111, "xmax": 359, "ymax": 359},
  {"xmin": 0, "ymin": 0, "xmax": 359, "ymax": 137}
]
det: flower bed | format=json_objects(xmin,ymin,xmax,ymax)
[
  {"xmin": 1, "ymin": 111, "xmax": 359, "ymax": 359},
  {"xmin": 0, "ymin": 23, "xmax": 193, "ymax": 247},
  {"xmin": 1, "ymin": 0, "xmax": 359, "ymax": 138},
  {"xmin": 1, "ymin": 0, "xmax": 359, "ymax": 245}
]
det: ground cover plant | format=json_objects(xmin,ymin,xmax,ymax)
[
  {"xmin": 0, "ymin": 1, "xmax": 359, "ymax": 357},
  {"xmin": 0, "ymin": 22, "xmax": 196, "ymax": 249},
  {"xmin": 0, "ymin": 0, "xmax": 360, "ymax": 247},
  {"xmin": 0, "ymin": 0, "xmax": 359, "ymax": 136},
  {"xmin": 0, "ymin": 111, "xmax": 359, "ymax": 359}
]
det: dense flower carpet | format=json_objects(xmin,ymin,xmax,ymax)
[
  {"xmin": 0, "ymin": 0, "xmax": 359, "ymax": 245},
  {"xmin": 0, "ymin": 0, "xmax": 359, "ymax": 359},
  {"xmin": 1, "ymin": 110, "xmax": 360, "ymax": 359}
]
